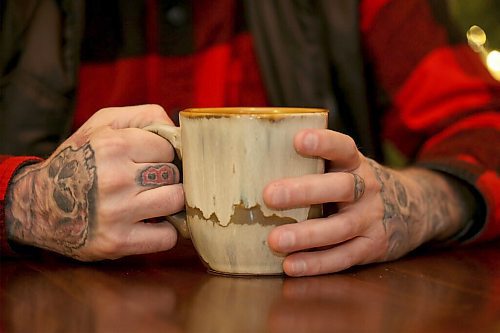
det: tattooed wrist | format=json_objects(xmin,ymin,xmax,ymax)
[
  {"xmin": 366, "ymin": 159, "xmax": 466, "ymax": 259},
  {"xmin": 5, "ymin": 143, "xmax": 98, "ymax": 257}
]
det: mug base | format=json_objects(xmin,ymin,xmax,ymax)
[{"xmin": 206, "ymin": 267, "xmax": 284, "ymax": 278}]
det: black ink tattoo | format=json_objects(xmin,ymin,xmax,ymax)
[
  {"xmin": 366, "ymin": 158, "xmax": 460, "ymax": 260},
  {"xmin": 367, "ymin": 158, "xmax": 412, "ymax": 257},
  {"xmin": 5, "ymin": 143, "xmax": 97, "ymax": 256},
  {"xmin": 352, "ymin": 173, "xmax": 366, "ymax": 201},
  {"xmin": 395, "ymin": 180, "xmax": 408, "ymax": 207}
]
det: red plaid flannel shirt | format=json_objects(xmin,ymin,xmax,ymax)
[{"xmin": 1, "ymin": 0, "xmax": 499, "ymax": 255}]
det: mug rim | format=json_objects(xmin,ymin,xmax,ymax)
[{"xmin": 180, "ymin": 107, "xmax": 328, "ymax": 116}]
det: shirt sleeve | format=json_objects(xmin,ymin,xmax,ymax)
[
  {"xmin": 359, "ymin": 0, "xmax": 500, "ymax": 243},
  {"xmin": 0, "ymin": 155, "xmax": 43, "ymax": 256}
]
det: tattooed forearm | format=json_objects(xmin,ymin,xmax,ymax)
[
  {"xmin": 366, "ymin": 159, "xmax": 468, "ymax": 259},
  {"xmin": 5, "ymin": 143, "xmax": 98, "ymax": 256}
]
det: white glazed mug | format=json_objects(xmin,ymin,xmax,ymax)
[{"xmin": 144, "ymin": 107, "xmax": 328, "ymax": 275}]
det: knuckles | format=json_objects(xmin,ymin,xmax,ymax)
[
  {"xmin": 91, "ymin": 130, "xmax": 130, "ymax": 157},
  {"xmin": 71, "ymin": 233, "xmax": 126, "ymax": 261},
  {"xmin": 345, "ymin": 137, "xmax": 360, "ymax": 163},
  {"xmin": 97, "ymin": 241, "xmax": 125, "ymax": 260},
  {"xmin": 97, "ymin": 169, "xmax": 129, "ymax": 195},
  {"xmin": 93, "ymin": 231, "xmax": 129, "ymax": 260},
  {"xmin": 97, "ymin": 201, "xmax": 129, "ymax": 225},
  {"xmin": 145, "ymin": 104, "xmax": 169, "ymax": 119}
]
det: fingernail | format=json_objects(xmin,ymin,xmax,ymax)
[
  {"xmin": 302, "ymin": 132, "xmax": 318, "ymax": 151},
  {"xmin": 278, "ymin": 231, "xmax": 295, "ymax": 250},
  {"xmin": 290, "ymin": 260, "xmax": 307, "ymax": 275}
]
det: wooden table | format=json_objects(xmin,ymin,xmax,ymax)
[{"xmin": 2, "ymin": 239, "xmax": 499, "ymax": 333}]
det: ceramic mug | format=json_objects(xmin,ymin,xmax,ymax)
[{"xmin": 144, "ymin": 107, "xmax": 328, "ymax": 275}]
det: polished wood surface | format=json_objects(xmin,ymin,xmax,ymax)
[{"xmin": 2, "ymin": 239, "xmax": 499, "ymax": 333}]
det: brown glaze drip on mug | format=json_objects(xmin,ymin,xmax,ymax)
[{"xmin": 186, "ymin": 203, "xmax": 322, "ymax": 227}]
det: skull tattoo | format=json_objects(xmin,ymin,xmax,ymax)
[
  {"xmin": 48, "ymin": 144, "xmax": 96, "ymax": 244},
  {"xmin": 7, "ymin": 143, "xmax": 97, "ymax": 254}
]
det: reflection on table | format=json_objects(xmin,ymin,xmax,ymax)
[{"xmin": 2, "ymin": 239, "xmax": 499, "ymax": 333}]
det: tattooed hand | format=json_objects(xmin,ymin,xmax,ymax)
[
  {"xmin": 264, "ymin": 129, "xmax": 473, "ymax": 276},
  {"xmin": 5, "ymin": 105, "xmax": 184, "ymax": 260}
]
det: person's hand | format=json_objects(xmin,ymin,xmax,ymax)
[
  {"xmin": 5, "ymin": 105, "xmax": 184, "ymax": 261},
  {"xmin": 264, "ymin": 129, "xmax": 470, "ymax": 276}
]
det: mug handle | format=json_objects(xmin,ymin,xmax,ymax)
[
  {"xmin": 143, "ymin": 123, "xmax": 182, "ymax": 158},
  {"xmin": 143, "ymin": 123, "xmax": 190, "ymax": 239}
]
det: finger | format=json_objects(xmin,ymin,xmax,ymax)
[
  {"xmin": 294, "ymin": 129, "xmax": 361, "ymax": 171},
  {"xmin": 120, "ymin": 221, "xmax": 178, "ymax": 256},
  {"xmin": 268, "ymin": 213, "xmax": 364, "ymax": 254},
  {"xmin": 91, "ymin": 127, "xmax": 176, "ymax": 166},
  {"xmin": 282, "ymin": 236, "xmax": 377, "ymax": 276},
  {"xmin": 118, "ymin": 127, "xmax": 176, "ymax": 163},
  {"xmin": 135, "ymin": 163, "xmax": 180, "ymax": 190},
  {"xmin": 86, "ymin": 104, "xmax": 173, "ymax": 129},
  {"xmin": 263, "ymin": 172, "xmax": 361, "ymax": 209},
  {"xmin": 132, "ymin": 183, "xmax": 185, "ymax": 220}
]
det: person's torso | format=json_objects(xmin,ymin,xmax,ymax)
[{"xmin": 74, "ymin": 0, "xmax": 269, "ymax": 129}]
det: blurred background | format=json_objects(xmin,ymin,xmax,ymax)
[{"xmin": 449, "ymin": 0, "xmax": 500, "ymax": 80}]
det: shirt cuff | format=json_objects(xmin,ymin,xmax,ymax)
[{"xmin": 0, "ymin": 156, "xmax": 43, "ymax": 256}]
